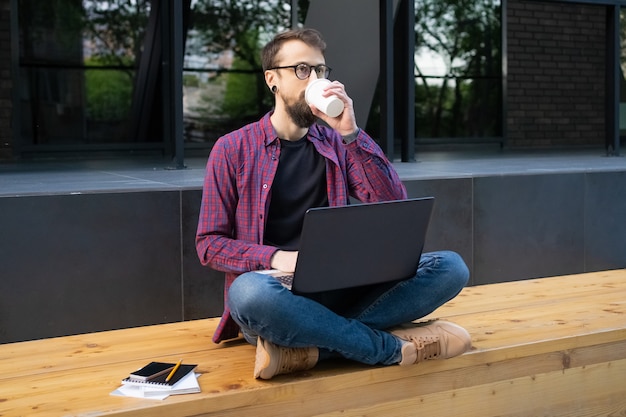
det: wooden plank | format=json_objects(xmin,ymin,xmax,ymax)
[
  {"xmin": 313, "ymin": 359, "xmax": 626, "ymax": 417},
  {"xmin": 0, "ymin": 320, "xmax": 221, "ymax": 380},
  {"xmin": 431, "ymin": 269, "xmax": 626, "ymax": 317},
  {"xmin": 0, "ymin": 270, "xmax": 625, "ymax": 417},
  {"xmin": 175, "ymin": 340, "xmax": 626, "ymax": 417},
  {"xmin": 2, "ymin": 269, "xmax": 622, "ymax": 380},
  {"xmin": 2, "ymin": 269, "xmax": 622, "ymax": 377},
  {"xmin": 2, "ymin": 333, "xmax": 624, "ymax": 416}
]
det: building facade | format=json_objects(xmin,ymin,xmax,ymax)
[
  {"xmin": 2, "ymin": 0, "xmax": 626, "ymax": 344},
  {"xmin": 0, "ymin": 0, "xmax": 623, "ymax": 162},
  {"xmin": 507, "ymin": 0, "xmax": 609, "ymax": 149}
]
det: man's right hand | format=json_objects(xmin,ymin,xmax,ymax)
[{"xmin": 270, "ymin": 250, "xmax": 298, "ymax": 273}]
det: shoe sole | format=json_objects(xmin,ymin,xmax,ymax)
[{"xmin": 254, "ymin": 338, "xmax": 272, "ymax": 379}]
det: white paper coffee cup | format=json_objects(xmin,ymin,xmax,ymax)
[{"xmin": 305, "ymin": 79, "xmax": 344, "ymax": 118}]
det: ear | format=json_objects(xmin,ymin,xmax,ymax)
[{"xmin": 265, "ymin": 70, "xmax": 276, "ymax": 90}]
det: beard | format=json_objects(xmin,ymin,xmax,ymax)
[{"xmin": 284, "ymin": 92, "xmax": 317, "ymax": 128}]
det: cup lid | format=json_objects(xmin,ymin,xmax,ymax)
[{"xmin": 305, "ymin": 78, "xmax": 331, "ymax": 100}]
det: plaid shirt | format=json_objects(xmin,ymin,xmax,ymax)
[{"xmin": 196, "ymin": 112, "xmax": 407, "ymax": 342}]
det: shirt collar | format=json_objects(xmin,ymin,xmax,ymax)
[
  {"xmin": 261, "ymin": 111, "xmax": 278, "ymax": 147},
  {"xmin": 261, "ymin": 110, "xmax": 326, "ymax": 146}
]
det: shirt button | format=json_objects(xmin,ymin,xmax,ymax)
[{"xmin": 262, "ymin": 184, "xmax": 268, "ymax": 189}]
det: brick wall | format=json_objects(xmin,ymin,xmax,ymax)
[
  {"xmin": 0, "ymin": 0, "xmax": 11, "ymax": 159},
  {"xmin": 507, "ymin": 0, "xmax": 606, "ymax": 148}
]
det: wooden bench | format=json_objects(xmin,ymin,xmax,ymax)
[{"xmin": 1, "ymin": 270, "xmax": 625, "ymax": 417}]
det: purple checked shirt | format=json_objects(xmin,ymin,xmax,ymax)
[{"xmin": 196, "ymin": 112, "xmax": 407, "ymax": 343}]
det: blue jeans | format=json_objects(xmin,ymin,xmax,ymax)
[{"xmin": 227, "ymin": 250, "xmax": 469, "ymax": 366}]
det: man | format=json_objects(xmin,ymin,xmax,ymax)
[{"xmin": 196, "ymin": 28, "xmax": 471, "ymax": 380}]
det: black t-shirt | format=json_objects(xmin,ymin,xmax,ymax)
[{"xmin": 263, "ymin": 136, "xmax": 329, "ymax": 250}]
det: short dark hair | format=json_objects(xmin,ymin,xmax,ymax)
[{"xmin": 261, "ymin": 28, "xmax": 327, "ymax": 71}]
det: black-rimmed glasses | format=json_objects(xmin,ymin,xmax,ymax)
[{"xmin": 268, "ymin": 63, "xmax": 332, "ymax": 80}]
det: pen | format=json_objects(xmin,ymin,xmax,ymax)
[{"xmin": 165, "ymin": 359, "xmax": 182, "ymax": 382}]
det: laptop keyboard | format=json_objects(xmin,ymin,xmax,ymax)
[{"xmin": 274, "ymin": 274, "xmax": 293, "ymax": 290}]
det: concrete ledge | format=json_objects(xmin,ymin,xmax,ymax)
[{"xmin": 3, "ymin": 157, "xmax": 626, "ymax": 344}]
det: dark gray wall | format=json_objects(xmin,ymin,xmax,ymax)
[
  {"xmin": 0, "ymin": 190, "xmax": 223, "ymax": 344},
  {"xmin": 2, "ymin": 171, "xmax": 626, "ymax": 343},
  {"xmin": 305, "ymin": 0, "xmax": 381, "ymax": 126}
]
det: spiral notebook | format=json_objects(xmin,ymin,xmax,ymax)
[
  {"xmin": 121, "ymin": 361, "xmax": 198, "ymax": 391},
  {"xmin": 111, "ymin": 361, "xmax": 200, "ymax": 400}
]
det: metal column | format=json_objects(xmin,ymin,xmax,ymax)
[
  {"xmin": 163, "ymin": 0, "xmax": 185, "ymax": 169},
  {"xmin": 380, "ymin": 0, "xmax": 395, "ymax": 158},
  {"xmin": 395, "ymin": 0, "xmax": 415, "ymax": 162},
  {"xmin": 606, "ymin": 4, "xmax": 620, "ymax": 156}
]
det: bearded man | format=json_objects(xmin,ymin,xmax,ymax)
[{"xmin": 196, "ymin": 28, "xmax": 471, "ymax": 380}]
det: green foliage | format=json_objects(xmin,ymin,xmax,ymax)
[
  {"xmin": 414, "ymin": 0, "xmax": 502, "ymax": 138},
  {"xmin": 84, "ymin": 58, "xmax": 132, "ymax": 122},
  {"xmin": 82, "ymin": 0, "xmax": 151, "ymax": 67},
  {"xmin": 191, "ymin": 0, "xmax": 293, "ymax": 74},
  {"xmin": 80, "ymin": 2, "xmax": 149, "ymax": 122},
  {"xmin": 187, "ymin": 1, "xmax": 292, "ymax": 125},
  {"xmin": 220, "ymin": 59, "xmax": 261, "ymax": 119},
  {"xmin": 184, "ymin": 74, "xmax": 201, "ymax": 88}
]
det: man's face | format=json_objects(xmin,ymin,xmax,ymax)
[
  {"xmin": 284, "ymin": 89, "xmax": 317, "ymax": 128},
  {"xmin": 268, "ymin": 40, "xmax": 326, "ymax": 128}
]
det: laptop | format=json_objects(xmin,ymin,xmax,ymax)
[{"xmin": 259, "ymin": 197, "xmax": 434, "ymax": 294}]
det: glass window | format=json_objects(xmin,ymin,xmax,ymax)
[
  {"xmin": 414, "ymin": 0, "xmax": 502, "ymax": 140},
  {"xmin": 366, "ymin": 0, "xmax": 502, "ymax": 144},
  {"xmin": 17, "ymin": 0, "xmax": 150, "ymax": 149},
  {"xmin": 182, "ymin": 0, "xmax": 296, "ymax": 147},
  {"xmin": 16, "ymin": 0, "xmax": 502, "ymax": 155}
]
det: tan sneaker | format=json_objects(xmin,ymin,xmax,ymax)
[
  {"xmin": 254, "ymin": 337, "xmax": 319, "ymax": 379},
  {"xmin": 390, "ymin": 320, "xmax": 471, "ymax": 366}
]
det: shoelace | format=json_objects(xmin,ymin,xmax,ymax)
[{"xmin": 408, "ymin": 335, "xmax": 441, "ymax": 362}]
